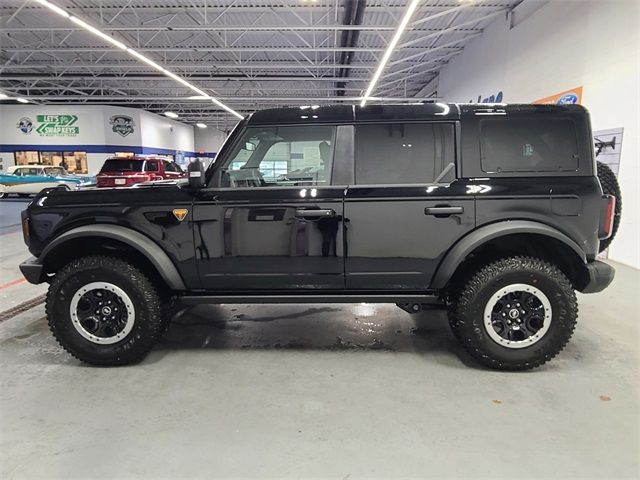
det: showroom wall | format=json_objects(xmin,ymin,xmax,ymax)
[
  {"xmin": 437, "ymin": 0, "xmax": 639, "ymax": 269},
  {"xmin": 194, "ymin": 126, "xmax": 227, "ymax": 168},
  {"xmin": 0, "ymin": 105, "xmax": 195, "ymax": 174}
]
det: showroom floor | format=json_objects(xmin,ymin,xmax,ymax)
[{"xmin": 1, "ymin": 199, "xmax": 638, "ymax": 479}]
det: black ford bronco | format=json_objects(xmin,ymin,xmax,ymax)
[{"xmin": 19, "ymin": 103, "xmax": 621, "ymax": 370}]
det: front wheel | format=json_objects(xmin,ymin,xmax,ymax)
[
  {"xmin": 46, "ymin": 256, "xmax": 164, "ymax": 366},
  {"xmin": 448, "ymin": 257, "xmax": 577, "ymax": 370}
]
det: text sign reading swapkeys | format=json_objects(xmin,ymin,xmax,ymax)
[{"xmin": 35, "ymin": 114, "xmax": 79, "ymax": 136}]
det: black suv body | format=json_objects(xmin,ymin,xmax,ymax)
[{"xmin": 19, "ymin": 103, "xmax": 617, "ymax": 369}]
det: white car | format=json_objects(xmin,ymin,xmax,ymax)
[{"xmin": 0, "ymin": 165, "xmax": 94, "ymax": 198}]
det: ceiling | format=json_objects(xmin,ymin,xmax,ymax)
[{"xmin": 0, "ymin": 0, "xmax": 521, "ymax": 130}]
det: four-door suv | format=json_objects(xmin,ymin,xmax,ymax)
[
  {"xmin": 96, "ymin": 156, "xmax": 185, "ymax": 188},
  {"xmin": 19, "ymin": 103, "xmax": 620, "ymax": 370}
]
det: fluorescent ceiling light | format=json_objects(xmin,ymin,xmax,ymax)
[
  {"xmin": 196, "ymin": 123, "xmax": 207, "ymax": 129},
  {"xmin": 0, "ymin": 93, "xmax": 8, "ymax": 99},
  {"xmin": 17, "ymin": 98, "xmax": 29, "ymax": 103},
  {"xmin": 32, "ymin": 0, "xmax": 243, "ymax": 120},
  {"xmin": 33, "ymin": 0, "xmax": 69, "ymax": 17},
  {"xmin": 360, "ymin": 0, "xmax": 421, "ymax": 107},
  {"xmin": 126, "ymin": 48, "xmax": 164, "ymax": 72},
  {"xmin": 164, "ymin": 111, "xmax": 179, "ymax": 119},
  {"xmin": 188, "ymin": 95, "xmax": 210, "ymax": 100},
  {"xmin": 70, "ymin": 16, "xmax": 127, "ymax": 50}
]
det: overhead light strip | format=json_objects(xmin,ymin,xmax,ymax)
[
  {"xmin": 32, "ymin": 0, "xmax": 244, "ymax": 120},
  {"xmin": 360, "ymin": 0, "xmax": 421, "ymax": 107}
]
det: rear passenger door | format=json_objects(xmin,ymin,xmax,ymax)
[{"xmin": 344, "ymin": 122, "xmax": 475, "ymax": 291}]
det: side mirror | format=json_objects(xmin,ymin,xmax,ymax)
[{"xmin": 187, "ymin": 158, "xmax": 205, "ymax": 189}]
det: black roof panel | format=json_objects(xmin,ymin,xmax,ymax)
[{"xmin": 246, "ymin": 103, "xmax": 588, "ymax": 126}]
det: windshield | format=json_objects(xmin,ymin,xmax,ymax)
[{"xmin": 100, "ymin": 159, "xmax": 144, "ymax": 173}]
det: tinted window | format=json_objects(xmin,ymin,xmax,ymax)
[
  {"xmin": 100, "ymin": 159, "xmax": 143, "ymax": 172},
  {"xmin": 145, "ymin": 161, "xmax": 159, "ymax": 172},
  {"xmin": 480, "ymin": 118, "xmax": 579, "ymax": 173},
  {"xmin": 220, "ymin": 125, "xmax": 336, "ymax": 188},
  {"xmin": 164, "ymin": 162, "xmax": 176, "ymax": 172},
  {"xmin": 44, "ymin": 167, "xmax": 65, "ymax": 175},
  {"xmin": 355, "ymin": 123, "xmax": 455, "ymax": 185}
]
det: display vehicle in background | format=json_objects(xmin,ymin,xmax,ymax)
[
  {"xmin": 0, "ymin": 165, "xmax": 95, "ymax": 198},
  {"xmin": 19, "ymin": 103, "xmax": 621, "ymax": 370},
  {"xmin": 96, "ymin": 156, "xmax": 185, "ymax": 188}
]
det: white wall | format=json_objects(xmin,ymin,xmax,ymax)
[
  {"xmin": 0, "ymin": 105, "xmax": 195, "ymax": 174},
  {"xmin": 194, "ymin": 127, "xmax": 227, "ymax": 155},
  {"xmin": 437, "ymin": 0, "xmax": 640, "ymax": 269},
  {"xmin": 138, "ymin": 110, "xmax": 194, "ymax": 152}
]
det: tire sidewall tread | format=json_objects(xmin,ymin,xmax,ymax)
[
  {"xmin": 449, "ymin": 256, "xmax": 578, "ymax": 371},
  {"xmin": 46, "ymin": 255, "xmax": 162, "ymax": 366}
]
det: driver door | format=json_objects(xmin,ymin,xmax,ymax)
[{"xmin": 193, "ymin": 124, "xmax": 346, "ymax": 290}]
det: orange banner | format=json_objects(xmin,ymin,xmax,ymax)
[{"xmin": 533, "ymin": 86, "xmax": 583, "ymax": 105}]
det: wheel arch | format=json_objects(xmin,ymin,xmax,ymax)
[
  {"xmin": 40, "ymin": 224, "xmax": 186, "ymax": 291},
  {"xmin": 431, "ymin": 221, "xmax": 589, "ymax": 291}
]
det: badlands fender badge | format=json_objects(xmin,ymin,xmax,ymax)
[{"xmin": 172, "ymin": 208, "xmax": 189, "ymax": 222}]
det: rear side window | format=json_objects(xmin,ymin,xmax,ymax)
[
  {"xmin": 480, "ymin": 118, "xmax": 579, "ymax": 173},
  {"xmin": 145, "ymin": 161, "xmax": 159, "ymax": 172},
  {"xmin": 100, "ymin": 159, "xmax": 143, "ymax": 172},
  {"xmin": 354, "ymin": 123, "xmax": 455, "ymax": 185}
]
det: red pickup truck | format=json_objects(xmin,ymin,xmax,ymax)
[{"xmin": 96, "ymin": 156, "xmax": 186, "ymax": 188}]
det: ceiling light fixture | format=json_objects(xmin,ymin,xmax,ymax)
[
  {"xmin": 70, "ymin": 16, "xmax": 127, "ymax": 50},
  {"xmin": 31, "ymin": 0, "xmax": 244, "ymax": 120},
  {"xmin": 164, "ymin": 111, "xmax": 179, "ymax": 119},
  {"xmin": 360, "ymin": 0, "xmax": 421, "ymax": 108},
  {"xmin": 33, "ymin": 0, "xmax": 69, "ymax": 17},
  {"xmin": 17, "ymin": 98, "xmax": 29, "ymax": 103},
  {"xmin": 0, "ymin": 93, "xmax": 9, "ymax": 99},
  {"xmin": 196, "ymin": 123, "xmax": 207, "ymax": 129}
]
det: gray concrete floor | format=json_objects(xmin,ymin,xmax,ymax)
[
  {"xmin": 0, "ymin": 199, "xmax": 48, "ymax": 309},
  {"xmin": 1, "ymin": 200, "xmax": 639, "ymax": 478},
  {"xmin": 1, "ymin": 262, "xmax": 638, "ymax": 479}
]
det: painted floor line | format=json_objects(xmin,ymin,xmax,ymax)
[{"xmin": 0, "ymin": 278, "xmax": 27, "ymax": 290}]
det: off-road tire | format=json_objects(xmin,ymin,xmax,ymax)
[
  {"xmin": 448, "ymin": 256, "xmax": 577, "ymax": 371},
  {"xmin": 46, "ymin": 256, "xmax": 163, "ymax": 366},
  {"xmin": 597, "ymin": 161, "xmax": 622, "ymax": 252}
]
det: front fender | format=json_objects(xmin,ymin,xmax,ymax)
[
  {"xmin": 38, "ymin": 224, "xmax": 187, "ymax": 290},
  {"xmin": 430, "ymin": 220, "xmax": 586, "ymax": 289}
]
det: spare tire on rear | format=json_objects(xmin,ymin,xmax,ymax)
[{"xmin": 597, "ymin": 161, "xmax": 622, "ymax": 252}]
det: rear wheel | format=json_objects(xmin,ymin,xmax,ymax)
[
  {"xmin": 597, "ymin": 161, "xmax": 622, "ymax": 252},
  {"xmin": 46, "ymin": 256, "xmax": 164, "ymax": 366},
  {"xmin": 448, "ymin": 256, "xmax": 577, "ymax": 370}
]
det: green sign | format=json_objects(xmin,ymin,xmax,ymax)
[{"xmin": 35, "ymin": 114, "xmax": 79, "ymax": 136}]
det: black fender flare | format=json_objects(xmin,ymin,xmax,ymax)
[
  {"xmin": 430, "ymin": 220, "xmax": 586, "ymax": 289},
  {"xmin": 40, "ymin": 224, "xmax": 187, "ymax": 291}
]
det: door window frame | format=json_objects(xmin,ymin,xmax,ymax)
[{"xmin": 205, "ymin": 123, "xmax": 350, "ymax": 191}]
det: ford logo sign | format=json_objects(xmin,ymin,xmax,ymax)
[{"xmin": 557, "ymin": 93, "xmax": 578, "ymax": 104}]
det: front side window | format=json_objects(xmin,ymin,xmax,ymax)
[
  {"xmin": 218, "ymin": 125, "xmax": 336, "ymax": 188},
  {"xmin": 354, "ymin": 123, "xmax": 455, "ymax": 185},
  {"xmin": 480, "ymin": 118, "xmax": 579, "ymax": 173}
]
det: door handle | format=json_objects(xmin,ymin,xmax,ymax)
[
  {"xmin": 425, "ymin": 206, "xmax": 464, "ymax": 217},
  {"xmin": 295, "ymin": 208, "xmax": 336, "ymax": 219}
]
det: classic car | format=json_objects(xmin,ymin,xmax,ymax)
[{"xmin": 0, "ymin": 165, "xmax": 95, "ymax": 198}]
